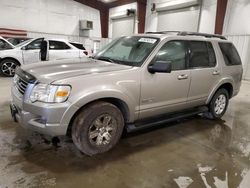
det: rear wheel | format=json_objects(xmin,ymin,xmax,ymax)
[
  {"xmin": 72, "ymin": 101, "xmax": 124, "ymax": 156},
  {"xmin": 0, "ymin": 59, "xmax": 19, "ymax": 77},
  {"xmin": 207, "ymin": 88, "xmax": 229, "ymax": 119}
]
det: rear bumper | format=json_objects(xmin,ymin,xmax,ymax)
[{"xmin": 232, "ymin": 88, "xmax": 240, "ymax": 97}]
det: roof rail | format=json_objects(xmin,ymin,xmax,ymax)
[
  {"xmin": 145, "ymin": 31, "xmax": 181, "ymax": 35},
  {"xmin": 178, "ymin": 31, "xmax": 227, "ymax": 40},
  {"xmin": 145, "ymin": 31, "xmax": 227, "ymax": 40}
]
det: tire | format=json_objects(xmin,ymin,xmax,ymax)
[
  {"xmin": 72, "ymin": 101, "xmax": 124, "ymax": 156},
  {"xmin": 0, "ymin": 59, "xmax": 19, "ymax": 77},
  {"xmin": 207, "ymin": 88, "xmax": 229, "ymax": 119}
]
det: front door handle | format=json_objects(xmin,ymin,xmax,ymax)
[
  {"xmin": 212, "ymin": 70, "xmax": 220, "ymax": 75},
  {"xmin": 177, "ymin": 74, "xmax": 188, "ymax": 80}
]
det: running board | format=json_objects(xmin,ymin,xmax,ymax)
[{"xmin": 126, "ymin": 106, "xmax": 208, "ymax": 133}]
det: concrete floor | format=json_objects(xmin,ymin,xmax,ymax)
[{"xmin": 0, "ymin": 77, "xmax": 250, "ymax": 188}]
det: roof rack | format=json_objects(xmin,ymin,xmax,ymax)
[
  {"xmin": 145, "ymin": 31, "xmax": 227, "ymax": 40},
  {"xmin": 178, "ymin": 31, "xmax": 227, "ymax": 40},
  {"xmin": 145, "ymin": 31, "xmax": 181, "ymax": 35}
]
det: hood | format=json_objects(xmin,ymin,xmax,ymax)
[
  {"xmin": 0, "ymin": 46, "xmax": 16, "ymax": 52},
  {"xmin": 21, "ymin": 58, "xmax": 133, "ymax": 83}
]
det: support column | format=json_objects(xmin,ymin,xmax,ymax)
[
  {"xmin": 100, "ymin": 8, "xmax": 109, "ymax": 38},
  {"xmin": 137, "ymin": 0, "xmax": 147, "ymax": 33},
  {"xmin": 214, "ymin": 0, "xmax": 228, "ymax": 34}
]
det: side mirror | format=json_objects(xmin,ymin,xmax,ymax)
[
  {"xmin": 148, "ymin": 61, "xmax": 172, "ymax": 74},
  {"xmin": 21, "ymin": 46, "xmax": 28, "ymax": 50},
  {"xmin": 83, "ymin": 50, "xmax": 88, "ymax": 56}
]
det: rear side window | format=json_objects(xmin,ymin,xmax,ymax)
[
  {"xmin": 188, "ymin": 41, "xmax": 216, "ymax": 68},
  {"xmin": 207, "ymin": 42, "xmax": 216, "ymax": 66},
  {"xmin": 219, "ymin": 42, "xmax": 242, "ymax": 65},
  {"xmin": 70, "ymin": 43, "xmax": 86, "ymax": 50},
  {"xmin": 49, "ymin": 41, "xmax": 71, "ymax": 50}
]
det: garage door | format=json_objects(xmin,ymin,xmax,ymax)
[
  {"xmin": 157, "ymin": 6, "xmax": 200, "ymax": 32},
  {"xmin": 112, "ymin": 17, "xmax": 134, "ymax": 38}
]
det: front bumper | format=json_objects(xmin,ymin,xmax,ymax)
[{"xmin": 11, "ymin": 86, "xmax": 71, "ymax": 136}]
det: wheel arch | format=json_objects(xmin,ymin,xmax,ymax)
[
  {"xmin": 65, "ymin": 97, "xmax": 131, "ymax": 136},
  {"xmin": 206, "ymin": 80, "xmax": 234, "ymax": 104},
  {"xmin": 0, "ymin": 57, "xmax": 21, "ymax": 66}
]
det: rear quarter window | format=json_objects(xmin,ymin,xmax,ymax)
[
  {"xmin": 70, "ymin": 43, "xmax": 86, "ymax": 50},
  {"xmin": 219, "ymin": 42, "xmax": 242, "ymax": 66}
]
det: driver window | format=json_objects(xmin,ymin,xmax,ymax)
[
  {"xmin": 26, "ymin": 39, "xmax": 43, "ymax": 50},
  {"xmin": 155, "ymin": 41, "xmax": 186, "ymax": 71}
]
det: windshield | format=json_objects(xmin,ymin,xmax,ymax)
[
  {"xmin": 94, "ymin": 36, "xmax": 159, "ymax": 67},
  {"xmin": 15, "ymin": 38, "xmax": 33, "ymax": 47},
  {"xmin": 7, "ymin": 38, "xmax": 30, "ymax": 45},
  {"xmin": 0, "ymin": 39, "xmax": 13, "ymax": 50}
]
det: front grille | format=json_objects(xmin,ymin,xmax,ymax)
[
  {"xmin": 14, "ymin": 68, "xmax": 36, "ymax": 96},
  {"xmin": 15, "ymin": 76, "xmax": 29, "ymax": 95}
]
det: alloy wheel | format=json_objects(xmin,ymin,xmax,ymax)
[
  {"xmin": 88, "ymin": 114, "xmax": 117, "ymax": 146},
  {"xmin": 214, "ymin": 94, "xmax": 227, "ymax": 115},
  {"xmin": 1, "ymin": 62, "xmax": 17, "ymax": 76}
]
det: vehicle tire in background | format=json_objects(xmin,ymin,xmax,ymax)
[
  {"xmin": 72, "ymin": 101, "xmax": 124, "ymax": 156},
  {"xmin": 206, "ymin": 88, "xmax": 229, "ymax": 119},
  {"xmin": 0, "ymin": 59, "xmax": 19, "ymax": 77}
]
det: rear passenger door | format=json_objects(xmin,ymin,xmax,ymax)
[
  {"xmin": 187, "ymin": 41, "xmax": 221, "ymax": 106},
  {"xmin": 48, "ymin": 40, "xmax": 78, "ymax": 60}
]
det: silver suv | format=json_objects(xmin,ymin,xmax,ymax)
[{"xmin": 10, "ymin": 32, "xmax": 243, "ymax": 155}]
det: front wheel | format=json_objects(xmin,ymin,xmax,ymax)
[
  {"xmin": 72, "ymin": 102, "xmax": 124, "ymax": 156},
  {"xmin": 0, "ymin": 59, "xmax": 19, "ymax": 77},
  {"xmin": 207, "ymin": 88, "xmax": 229, "ymax": 119}
]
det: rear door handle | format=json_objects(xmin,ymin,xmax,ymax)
[
  {"xmin": 177, "ymin": 74, "xmax": 188, "ymax": 80},
  {"xmin": 212, "ymin": 70, "xmax": 220, "ymax": 75}
]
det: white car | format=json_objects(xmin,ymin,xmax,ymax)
[
  {"xmin": 0, "ymin": 38, "xmax": 87, "ymax": 77},
  {"xmin": 0, "ymin": 36, "xmax": 15, "ymax": 50},
  {"xmin": 69, "ymin": 42, "xmax": 92, "ymax": 57}
]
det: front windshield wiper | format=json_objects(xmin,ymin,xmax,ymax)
[
  {"xmin": 96, "ymin": 56, "xmax": 116, "ymax": 64},
  {"xmin": 95, "ymin": 56, "xmax": 135, "ymax": 67}
]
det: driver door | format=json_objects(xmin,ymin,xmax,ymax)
[
  {"xmin": 139, "ymin": 40, "xmax": 191, "ymax": 119},
  {"xmin": 22, "ymin": 38, "xmax": 43, "ymax": 64}
]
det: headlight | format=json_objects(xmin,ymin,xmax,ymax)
[
  {"xmin": 13, "ymin": 74, "xmax": 18, "ymax": 84},
  {"xmin": 30, "ymin": 84, "xmax": 71, "ymax": 103}
]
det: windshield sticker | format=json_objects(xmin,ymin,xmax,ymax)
[{"xmin": 138, "ymin": 38, "xmax": 157, "ymax": 44}]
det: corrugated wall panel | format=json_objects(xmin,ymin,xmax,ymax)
[{"xmin": 226, "ymin": 35, "xmax": 250, "ymax": 80}]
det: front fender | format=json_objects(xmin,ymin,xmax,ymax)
[
  {"xmin": 0, "ymin": 50, "xmax": 23, "ymax": 64},
  {"xmin": 60, "ymin": 89, "xmax": 137, "ymax": 127}
]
